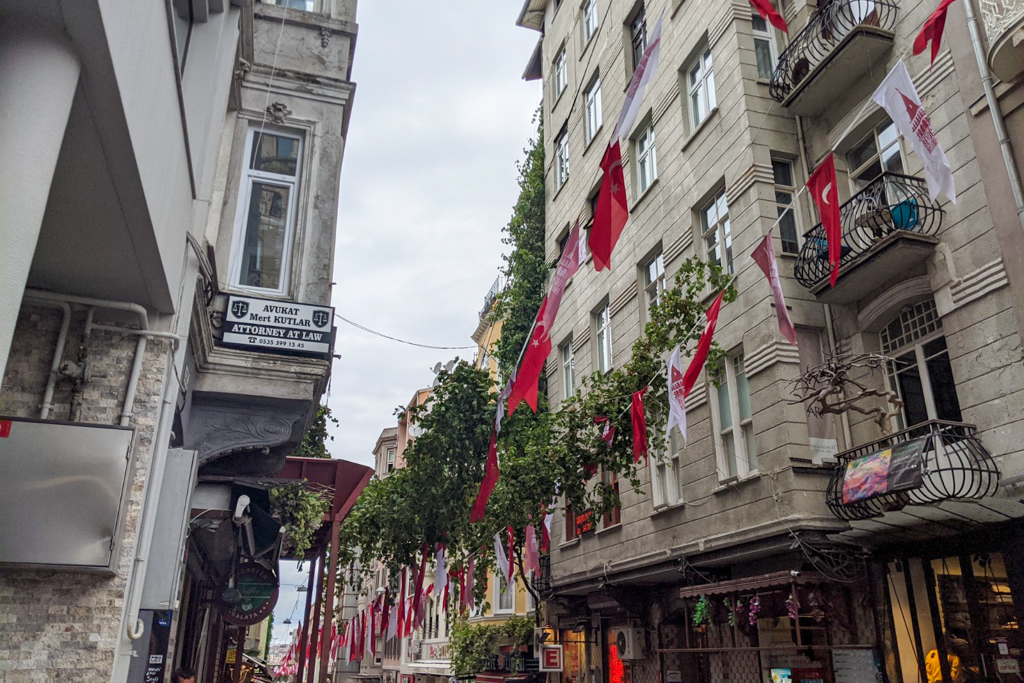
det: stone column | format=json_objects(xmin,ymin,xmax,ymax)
[{"xmin": 0, "ymin": 23, "xmax": 80, "ymax": 388}]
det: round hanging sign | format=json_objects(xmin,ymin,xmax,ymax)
[{"xmin": 220, "ymin": 563, "xmax": 280, "ymax": 626}]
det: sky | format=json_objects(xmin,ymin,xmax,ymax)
[{"xmin": 271, "ymin": 0, "xmax": 542, "ymax": 645}]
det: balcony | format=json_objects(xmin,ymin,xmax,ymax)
[
  {"xmin": 794, "ymin": 173, "xmax": 942, "ymax": 303},
  {"xmin": 769, "ymin": 0, "xmax": 897, "ymax": 115},
  {"xmin": 979, "ymin": 0, "xmax": 1024, "ymax": 82},
  {"xmin": 825, "ymin": 421, "xmax": 1000, "ymax": 522}
]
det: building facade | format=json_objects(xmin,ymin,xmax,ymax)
[
  {"xmin": 517, "ymin": 0, "xmax": 1024, "ymax": 682},
  {"xmin": 0, "ymin": 0, "xmax": 358, "ymax": 681}
]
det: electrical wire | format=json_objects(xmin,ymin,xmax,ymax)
[{"xmin": 333, "ymin": 313, "xmax": 475, "ymax": 350}]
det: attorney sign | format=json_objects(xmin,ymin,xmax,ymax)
[{"xmin": 223, "ymin": 295, "xmax": 334, "ymax": 358}]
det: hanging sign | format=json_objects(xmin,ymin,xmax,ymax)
[
  {"xmin": 220, "ymin": 563, "xmax": 280, "ymax": 626},
  {"xmin": 222, "ymin": 295, "xmax": 334, "ymax": 358},
  {"xmin": 842, "ymin": 437, "xmax": 927, "ymax": 504},
  {"xmin": 539, "ymin": 645, "xmax": 564, "ymax": 672}
]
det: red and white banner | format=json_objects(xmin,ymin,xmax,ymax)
[
  {"xmin": 434, "ymin": 543, "xmax": 448, "ymax": 600},
  {"xmin": 872, "ymin": 60, "xmax": 956, "ymax": 203},
  {"xmin": 631, "ymin": 387, "xmax": 649, "ymax": 464},
  {"xmin": 470, "ymin": 430, "xmax": 499, "ymax": 523},
  {"xmin": 524, "ymin": 524, "xmax": 541, "ymax": 576},
  {"xmin": 681, "ymin": 291, "xmax": 726, "ymax": 396},
  {"xmin": 666, "ymin": 344, "xmax": 687, "ymax": 443},
  {"xmin": 807, "ymin": 154, "xmax": 842, "ymax": 287},
  {"xmin": 594, "ymin": 415, "xmax": 616, "ymax": 444},
  {"xmin": 751, "ymin": 235, "xmax": 797, "ymax": 346},
  {"xmin": 750, "ymin": 0, "xmax": 788, "ymax": 32},
  {"xmin": 386, "ymin": 601, "xmax": 399, "ymax": 641},
  {"xmin": 612, "ymin": 13, "xmax": 664, "ymax": 141}
]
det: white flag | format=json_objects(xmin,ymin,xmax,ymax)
[
  {"xmin": 666, "ymin": 344, "xmax": 687, "ymax": 443},
  {"xmin": 494, "ymin": 532, "xmax": 512, "ymax": 586},
  {"xmin": 871, "ymin": 60, "xmax": 956, "ymax": 203},
  {"xmin": 613, "ymin": 12, "xmax": 664, "ymax": 141},
  {"xmin": 386, "ymin": 603, "xmax": 398, "ymax": 641},
  {"xmin": 434, "ymin": 544, "xmax": 447, "ymax": 599}
]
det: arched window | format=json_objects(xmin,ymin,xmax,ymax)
[{"xmin": 881, "ymin": 299, "xmax": 963, "ymax": 430}]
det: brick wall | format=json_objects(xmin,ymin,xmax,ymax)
[{"xmin": 0, "ymin": 304, "xmax": 170, "ymax": 682}]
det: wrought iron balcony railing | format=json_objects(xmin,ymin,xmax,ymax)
[
  {"xmin": 794, "ymin": 173, "xmax": 943, "ymax": 289},
  {"xmin": 530, "ymin": 553, "xmax": 551, "ymax": 595},
  {"xmin": 769, "ymin": 0, "xmax": 898, "ymax": 104},
  {"xmin": 825, "ymin": 420, "xmax": 1000, "ymax": 522}
]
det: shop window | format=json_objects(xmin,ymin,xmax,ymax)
[{"xmin": 880, "ymin": 299, "xmax": 963, "ymax": 430}]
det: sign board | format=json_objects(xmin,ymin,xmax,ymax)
[
  {"xmin": 832, "ymin": 648, "xmax": 882, "ymax": 683},
  {"xmin": 997, "ymin": 659, "xmax": 1021, "ymax": 674},
  {"xmin": 539, "ymin": 645, "xmax": 564, "ymax": 672},
  {"xmin": 842, "ymin": 437, "xmax": 927, "ymax": 504},
  {"xmin": 222, "ymin": 295, "xmax": 334, "ymax": 358},
  {"xmin": 220, "ymin": 563, "xmax": 279, "ymax": 626}
]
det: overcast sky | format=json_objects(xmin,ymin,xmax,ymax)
[{"xmin": 272, "ymin": 0, "xmax": 541, "ymax": 645}]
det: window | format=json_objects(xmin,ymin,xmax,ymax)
[
  {"xmin": 773, "ymin": 159, "xmax": 800, "ymax": 255},
  {"xmin": 751, "ymin": 14, "xmax": 778, "ymax": 80},
  {"xmin": 564, "ymin": 501, "xmax": 579, "ymax": 541},
  {"xmin": 595, "ymin": 304, "xmax": 612, "ymax": 373},
  {"xmin": 881, "ymin": 299, "xmax": 962, "ymax": 430},
  {"xmin": 561, "ymin": 341, "xmax": 576, "ymax": 398},
  {"xmin": 847, "ymin": 119, "xmax": 905, "ymax": 190},
  {"xmin": 496, "ymin": 572, "xmax": 515, "ymax": 613},
  {"xmin": 701, "ymin": 190, "xmax": 734, "ymax": 274},
  {"xmin": 555, "ymin": 130, "xmax": 570, "ymax": 189},
  {"xmin": 601, "ymin": 470, "xmax": 621, "ymax": 527},
  {"xmin": 653, "ymin": 428, "xmax": 685, "ymax": 508},
  {"xmin": 629, "ymin": 7, "xmax": 648, "ymax": 73},
  {"xmin": 687, "ymin": 49, "xmax": 717, "ymax": 130},
  {"xmin": 555, "ymin": 47, "xmax": 568, "ymax": 97},
  {"xmin": 710, "ymin": 353, "xmax": 756, "ymax": 480},
  {"xmin": 386, "ymin": 447, "xmax": 396, "ymax": 474},
  {"xmin": 232, "ymin": 129, "xmax": 302, "ymax": 294},
  {"xmin": 583, "ymin": 0, "xmax": 599, "ymax": 44},
  {"xmin": 584, "ymin": 76, "xmax": 603, "ymax": 144},
  {"xmin": 171, "ymin": 0, "xmax": 193, "ymax": 70},
  {"xmin": 643, "ymin": 252, "xmax": 665, "ymax": 311},
  {"xmin": 270, "ymin": 0, "xmax": 316, "ymax": 9},
  {"xmin": 634, "ymin": 123, "xmax": 658, "ymax": 194}
]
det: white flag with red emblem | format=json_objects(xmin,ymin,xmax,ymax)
[{"xmin": 666, "ymin": 344, "xmax": 687, "ymax": 443}]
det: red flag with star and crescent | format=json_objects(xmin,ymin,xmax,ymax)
[
  {"xmin": 750, "ymin": 0, "xmax": 788, "ymax": 31},
  {"xmin": 681, "ymin": 290, "xmax": 726, "ymax": 396},
  {"xmin": 807, "ymin": 154, "xmax": 842, "ymax": 287},
  {"xmin": 589, "ymin": 141, "xmax": 629, "ymax": 271},
  {"xmin": 507, "ymin": 298, "xmax": 552, "ymax": 415}
]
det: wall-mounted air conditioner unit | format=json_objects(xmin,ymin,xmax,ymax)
[{"xmin": 614, "ymin": 628, "xmax": 645, "ymax": 661}]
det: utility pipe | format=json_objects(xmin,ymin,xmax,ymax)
[
  {"xmin": 21, "ymin": 295, "xmax": 71, "ymax": 420},
  {"xmin": 963, "ymin": 0, "xmax": 1024, "ymax": 231}
]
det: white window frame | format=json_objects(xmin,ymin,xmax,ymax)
[
  {"xmin": 652, "ymin": 427, "xmax": 685, "ymax": 508},
  {"xmin": 584, "ymin": 76, "xmax": 603, "ymax": 145},
  {"xmin": 751, "ymin": 13, "xmax": 779, "ymax": 81},
  {"xmin": 846, "ymin": 119, "xmax": 906, "ymax": 192},
  {"xmin": 583, "ymin": 0, "xmax": 599, "ymax": 45},
  {"xmin": 629, "ymin": 6, "xmax": 647, "ymax": 73},
  {"xmin": 229, "ymin": 127, "xmax": 303, "ymax": 296},
  {"xmin": 708, "ymin": 353, "xmax": 757, "ymax": 482},
  {"xmin": 595, "ymin": 304, "xmax": 613, "ymax": 373},
  {"xmin": 634, "ymin": 122, "xmax": 658, "ymax": 195},
  {"xmin": 495, "ymin": 571, "xmax": 515, "ymax": 614},
  {"xmin": 687, "ymin": 49, "xmax": 717, "ymax": 131},
  {"xmin": 561, "ymin": 341, "xmax": 575, "ymax": 398},
  {"xmin": 555, "ymin": 47, "xmax": 568, "ymax": 97},
  {"xmin": 643, "ymin": 251, "xmax": 665, "ymax": 312},
  {"xmin": 386, "ymin": 447, "xmax": 396, "ymax": 473},
  {"xmin": 772, "ymin": 159, "xmax": 801, "ymax": 255},
  {"xmin": 700, "ymin": 189, "xmax": 734, "ymax": 274},
  {"xmin": 555, "ymin": 130, "xmax": 570, "ymax": 189}
]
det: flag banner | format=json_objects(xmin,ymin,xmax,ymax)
[
  {"xmin": 631, "ymin": 387, "xmax": 649, "ymax": 463},
  {"xmin": 508, "ymin": 297, "xmax": 552, "ymax": 414},
  {"xmin": 470, "ymin": 429, "xmax": 499, "ymax": 523},
  {"xmin": 681, "ymin": 290, "xmax": 726, "ymax": 396},
  {"xmin": 666, "ymin": 344, "xmax": 688, "ymax": 443},
  {"xmin": 495, "ymin": 377, "xmax": 514, "ymax": 432},
  {"xmin": 751, "ymin": 235, "xmax": 798, "ymax": 346},
  {"xmin": 542, "ymin": 220, "xmax": 582, "ymax": 331},
  {"xmin": 590, "ymin": 141, "xmax": 629, "ymax": 271},
  {"xmin": 386, "ymin": 603, "xmax": 398, "ymax": 641},
  {"xmin": 593, "ymin": 415, "xmax": 616, "ymax": 444},
  {"xmin": 613, "ymin": 13, "xmax": 665, "ymax": 141},
  {"xmin": 412, "ymin": 544, "xmax": 428, "ymax": 626},
  {"xmin": 872, "ymin": 60, "xmax": 956, "ymax": 203},
  {"xmin": 541, "ymin": 503, "xmax": 553, "ymax": 553},
  {"xmin": 524, "ymin": 524, "xmax": 541, "ymax": 576},
  {"xmin": 467, "ymin": 556, "xmax": 476, "ymax": 611},
  {"xmin": 396, "ymin": 567, "xmax": 407, "ymax": 639},
  {"xmin": 494, "ymin": 531, "xmax": 512, "ymax": 586},
  {"xmin": 507, "ymin": 526, "xmax": 517, "ymax": 581},
  {"xmin": 435, "ymin": 543, "xmax": 448, "ymax": 599},
  {"xmin": 404, "ymin": 596, "xmax": 415, "ymax": 638},
  {"xmin": 370, "ymin": 608, "xmax": 377, "ymax": 657},
  {"xmin": 807, "ymin": 154, "xmax": 842, "ymax": 287},
  {"xmin": 914, "ymin": 0, "xmax": 957, "ymax": 65},
  {"xmin": 750, "ymin": 0, "xmax": 788, "ymax": 32},
  {"xmin": 380, "ymin": 589, "xmax": 390, "ymax": 638}
]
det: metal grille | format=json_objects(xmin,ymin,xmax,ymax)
[{"xmin": 880, "ymin": 299, "xmax": 941, "ymax": 354}]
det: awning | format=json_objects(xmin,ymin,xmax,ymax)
[{"xmin": 677, "ymin": 570, "xmax": 827, "ymax": 599}]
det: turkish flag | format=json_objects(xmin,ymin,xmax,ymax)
[
  {"xmin": 631, "ymin": 387, "xmax": 649, "ymax": 464},
  {"xmin": 681, "ymin": 291, "xmax": 726, "ymax": 396},
  {"xmin": 807, "ymin": 154, "xmax": 842, "ymax": 287},
  {"xmin": 589, "ymin": 141, "xmax": 629, "ymax": 271},
  {"xmin": 508, "ymin": 297, "xmax": 552, "ymax": 414},
  {"xmin": 914, "ymin": 0, "xmax": 957, "ymax": 65},
  {"xmin": 396, "ymin": 567, "xmax": 407, "ymax": 638},
  {"xmin": 470, "ymin": 429, "xmax": 499, "ymax": 522},
  {"xmin": 411, "ymin": 544, "xmax": 428, "ymax": 626},
  {"xmin": 750, "ymin": 0, "xmax": 788, "ymax": 31}
]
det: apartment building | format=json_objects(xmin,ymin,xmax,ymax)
[
  {"xmin": 518, "ymin": 0, "xmax": 1024, "ymax": 682},
  {"xmin": 0, "ymin": 0, "xmax": 359, "ymax": 681}
]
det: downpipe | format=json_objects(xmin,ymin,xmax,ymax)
[{"xmin": 20, "ymin": 295, "xmax": 71, "ymax": 420}]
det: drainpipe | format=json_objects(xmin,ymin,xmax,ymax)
[
  {"xmin": 963, "ymin": 0, "xmax": 1024, "ymax": 231},
  {"xmin": 21, "ymin": 296, "xmax": 71, "ymax": 420}
]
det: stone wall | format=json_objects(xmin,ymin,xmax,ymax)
[{"xmin": 0, "ymin": 304, "xmax": 170, "ymax": 682}]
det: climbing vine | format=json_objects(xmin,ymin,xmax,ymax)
[{"xmin": 269, "ymin": 481, "xmax": 330, "ymax": 560}]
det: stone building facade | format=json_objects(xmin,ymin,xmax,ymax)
[{"xmin": 517, "ymin": 0, "xmax": 1024, "ymax": 681}]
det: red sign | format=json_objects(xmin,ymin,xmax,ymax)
[
  {"xmin": 0, "ymin": 420, "xmax": 10, "ymax": 438},
  {"xmin": 575, "ymin": 510, "xmax": 595, "ymax": 535},
  {"xmin": 539, "ymin": 645, "xmax": 564, "ymax": 672}
]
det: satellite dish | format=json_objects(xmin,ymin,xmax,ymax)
[
  {"xmin": 444, "ymin": 360, "xmax": 456, "ymax": 373},
  {"xmin": 432, "ymin": 362, "xmax": 443, "ymax": 374}
]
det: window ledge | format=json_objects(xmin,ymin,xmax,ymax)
[
  {"xmin": 631, "ymin": 177, "xmax": 659, "ymax": 211},
  {"xmin": 596, "ymin": 522, "xmax": 622, "ymax": 534},
  {"xmin": 756, "ymin": 78, "xmax": 771, "ymax": 86},
  {"xmin": 557, "ymin": 537, "xmax": 581, "ymax": 550},
  {"xmin": 552, "ymin": 176, "xmax": 570, "ymax": 201},
  {"xmin": 712, "ymin": 471, "xmax": 760, "ymax": 494},
  {"xmin": 583, "ymin": 125, "xmax": 605, "ymax": 156},
  {"xmin": 651, "ymin": 501, "xmax": 685, "ymax": 516},
  {"xmin": 681, "ymin": 108, "xmax": 720, "ymax": 154},
  {"xmin": 225, "ymin": 285, "xmax": 292, "ymax": 301}
]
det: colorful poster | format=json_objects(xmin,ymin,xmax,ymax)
[{"xmin": 842, "ymin": 437, "xmax": 926, "ymax": 504}]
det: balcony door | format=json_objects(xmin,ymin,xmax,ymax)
[{"xmin": 881, "ymin": 299, "xmax": 963, "ymax": 431}]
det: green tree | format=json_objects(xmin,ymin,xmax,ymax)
[{"xmin": 294, "ymin": 405, "xmax": 337, "ymax": 459}]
